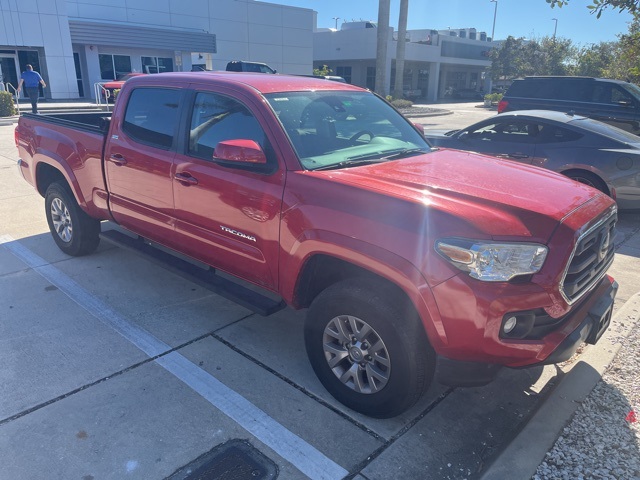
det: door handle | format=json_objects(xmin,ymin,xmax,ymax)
[
  {"xmin": 108, "ymin": 153, "xmax": 127, "ymax": 166},
  {"xmin": 174, "ymin": 172, "xmax": 198, "ymax": 186},
  {"xmin": 500, "ymin": 153, "xmax": 529, "ymax": 159}
]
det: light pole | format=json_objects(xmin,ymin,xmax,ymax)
[
  {"xmin": 552, "ymin": 18, "xmax": 558, "ymax": 39},
  {"xmin": 490, "ymin": 0, "xmax": 498, "ymax": 41},
  {"xmin": 333, "ymin": 17, "xmax": 340, "ymax": 29}
]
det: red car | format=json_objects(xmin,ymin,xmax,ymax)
[{"xmin": 101, "ymin": 73, "xmax": 145, "ymax": 102}]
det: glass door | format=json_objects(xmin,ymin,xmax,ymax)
[
  {"xmin": 73, "ymin": 52, "xmax": 84, "ymax": 97},
  {"xmin": 0, "ymin": 55, "xmax": 19, "ymax": 93}
]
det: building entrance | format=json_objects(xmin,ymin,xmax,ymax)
[{"xmin": 0, "ymin": 54, "xmax": 19, "ymax": 92}]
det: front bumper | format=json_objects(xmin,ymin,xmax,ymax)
[{"xmin": 435, "ymin": 276, "xmax": 617, "ymax": 387}]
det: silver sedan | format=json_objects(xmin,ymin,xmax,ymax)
[{"xmin": 424, "ymin": 110, "xmax": 640, "ymax": 209}]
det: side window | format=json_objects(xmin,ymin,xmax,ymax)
[
  {"xmin": 122, "ymin": 88, "xmax": 181, "ymax": 149},
  {"xmin": 188, "ymin": 92, "xmax": 272, "ymax": 164},
  {"xmin": 537, "ymin": 125, "xmax": 582, "ymax": 143},
  {"xmin": 469, "ymin": 121, "xmax": 540, "ymax": 143},
  {"xmin": 611, "ymin": 86, "xmax": 634, "ymax": 105}
]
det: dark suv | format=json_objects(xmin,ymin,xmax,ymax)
[{"xmin": 499, "ymin": 76, "xmax": 640, "ymax": 134}]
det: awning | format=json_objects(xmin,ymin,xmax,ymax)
[{"xmin": 69, "ymin": 19, "xmax": 216, "ymax": 53}]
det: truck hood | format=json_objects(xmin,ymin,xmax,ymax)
[{"xmin": 318, "ymin": 148, "xmax": 606, "ymax": 241}]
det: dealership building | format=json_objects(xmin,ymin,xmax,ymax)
[
  {"xmin": 0, "ymin": 0, "xmax": 313, "ymax": 100},
  {"xmin": 1, "ymin": 0, "xmax": 492, "ymax": 101}
]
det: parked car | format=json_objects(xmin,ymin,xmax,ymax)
[
  {"xmin": 102, "ymin": 73, "xmax": 145, "ymax": 102},
  {"xmin": 444, "ymin": 87, "xmax": 483, "ymax": 100},
  {"xmin": 16, "ymin": 74, "xmax": 617, "ymax": 418},
  {"xmin": 424, "ymin": 110, "xmax": 640, "ymax": 209},
  {"xmin": 499, "ymin": 76, "xmax": 640, "ymax": 135},
  {"xmin": 225, "ymin": 61, "xmax": 276, "ymax": 74}
]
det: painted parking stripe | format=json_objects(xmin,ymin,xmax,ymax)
[{"xmin": 0, "ymin": 235, "xmax": 348, "ymax": 480}]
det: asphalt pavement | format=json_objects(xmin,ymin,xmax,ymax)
[{"xmin": 0, "ymin": 102, "xmax": 638, "ymax": 479}]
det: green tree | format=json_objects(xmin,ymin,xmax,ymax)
[
  {"xmin": 546, "ymin": 0, "xmax": 639, "ymax": 17},
  {"xmin": 606, "ymin": 16, "xmax": 640, "ymax": 82},
  {"xmin": 573, "ymin": 42, "xmax": 618, "ymax": 77}
]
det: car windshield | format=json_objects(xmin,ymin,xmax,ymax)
[
  {"xmin": 622, "ymin": 82, "xmax": 640, "ymax": 101},
  {"xmin": 568, "ymin": 116, "xmax": 640, "ymax": 145},
  {"xmin": 264, "ymin": 91, "xmax": 432, "ymax": 170}
]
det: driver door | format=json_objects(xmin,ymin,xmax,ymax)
[
  {"xmin": 456, "ymin": 119, "xmax": 539, "ymax": 164},
  {"xmin": 171, "ymin": 88, "xmax": 285, "ymax": 290}
]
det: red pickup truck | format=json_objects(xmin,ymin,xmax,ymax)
[{"xmin": 15, "ymin": 72, "xmax": 618, "ymax": 418}]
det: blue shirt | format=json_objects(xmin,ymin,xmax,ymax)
[{"xmin": 21, "ymin": 70, "xmax": 43, "ymax": 88}]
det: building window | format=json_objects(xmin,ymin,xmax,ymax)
[
  {"xmin": 366, "ymin": 67, "xmax": 376, "ymax": 90},
  {"xmin": 99, "ymin": 54, "xmax": 131, "ymax": 80},
  {"xmin": 142, "ymin": 56, "xmax": 174, "ymax": 74},
  {"xmin": 336, "ymin": 66, "xmax": 351, "ymax": 84}
]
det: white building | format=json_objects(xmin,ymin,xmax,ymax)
[
  {"xmin": 314, "ymin": 23, "xmax": 494, "ymax": 101},
  {"xmin": 0, "ymin": 0, "xmax": 314, "ymax": 100}
]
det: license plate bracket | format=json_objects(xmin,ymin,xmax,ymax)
[{"xmin": 585, "ymin": 285, "xmax": 615, "ymax": 345}]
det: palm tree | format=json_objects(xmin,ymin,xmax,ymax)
[
  {"xmin": 375, "ymin": 0, "xmax": 391, "ymax": 95},
  {"xmin": 393, "ymin": 0, "xmax": 409, "ymax": 99}
]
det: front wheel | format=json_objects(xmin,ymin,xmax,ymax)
[
  {"xmin": 45, "ymin": 183, "xmax": 101, "ymax": 256},
  {"xmin": 565, "ymin": 170, "xmax": 609, "ymax": 195},
  {"xmin": 304, "ymin": 278, "xmax": 435, "ymax": 418}
]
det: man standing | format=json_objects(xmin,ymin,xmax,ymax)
[{"xmin": 17, "ymin": 65, "xmax": 46, "ymax": 114}]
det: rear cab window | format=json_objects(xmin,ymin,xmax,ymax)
[{"xmin": 122, "ymin": 88, "xmax": 181, "ymax": 149}]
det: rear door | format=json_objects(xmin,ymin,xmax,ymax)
[
  {"xmin": 105, "ymin": 86, "xmax": 183, "ymax": 245},
  {"xmin": 171, "ymin": 86, "xmax": 286, "ymax": 290}
]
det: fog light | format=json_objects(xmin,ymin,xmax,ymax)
[{"xmin": 503, "ymin": 316, "xmax": 517, "ymax": 334}]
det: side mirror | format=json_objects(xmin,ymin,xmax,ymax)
[
  {"xmin": 213, "ymin": 139, "xmax": 267, "ymax": 165},
  {"xmin": 412, "ymin": 122, "xmax": 425, "ymax": 135}
]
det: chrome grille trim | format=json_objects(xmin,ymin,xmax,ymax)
[{"xmin": 560, "ymin": 205, "xmax": 617, "ymax": 305}]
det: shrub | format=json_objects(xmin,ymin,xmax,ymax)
[
  {"xmin": 0, "ymin": 91, "xmax": 16, "ymax": 117},
  {"xmin": 391, "ymin": 98, "xmax": 413, "ymax": 109},
  {"xmin": 484, "ymin": 93, "xmax": 503, "ymax": 104}
]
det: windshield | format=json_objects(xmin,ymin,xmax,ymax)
[
  {"xmin": 622, "ymin": 82, "xmax": 640, "ymax": 100},
  {"xmin": 264, "ymin": 91, "xmax": 432, "ymax": 170}
]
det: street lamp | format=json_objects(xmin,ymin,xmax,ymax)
[
  {"xmin": 332, "ymin": 17, "xmax": 340, "ymax": 29},
  {"xmin": 490, "ymin": 0, "xmax": 498, "ymax": 41},
  {"xmin": 552, "ymin": 18, "xmax": 558, "ymax": 39}
]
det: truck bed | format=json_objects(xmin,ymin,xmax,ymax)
[{"xmin": 21, "ymin": 112, "xmax": 111, "ymax": 135}]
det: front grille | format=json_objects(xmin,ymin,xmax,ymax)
[{"xmin": 561, "ymin": 208, "xmax": 616, "ymax": 304}]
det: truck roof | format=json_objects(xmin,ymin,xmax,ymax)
[{"xmin": 126, "ymin": 71, "xmax": 366, "ymax": 94}]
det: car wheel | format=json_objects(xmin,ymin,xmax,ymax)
[
  {"xmin": 45, "ymin": 183, "xmax": 101, "ymax": 256},
  {"xmin": 565, "ymin": 170, "xmax": 609, "ymax": 195},
  {"xmin": 304, "ymin": 278, "xmax": 435, "ymax": 418}
]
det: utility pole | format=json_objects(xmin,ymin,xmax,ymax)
[
  {"xmin": 333, "ymin": 17, "xmax": 340, "ymax": 29},
  {"xmin": 552, "ymin": 18, "xmax": 558, "ymax": 39},
  {"xmin": 490, "ymin": 0, "xmax": 498, "ymax": 41},
  {"xmin": 394, "ymin": 0, "xmax": 409, "ymax": 99},
  {"xmin": 374, "ymin": 0, "xmax": 390, "ymax": 96}
]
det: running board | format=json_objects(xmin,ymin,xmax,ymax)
[{"xmin": 99, "ymin": 229, "xmax": 286, "ymax": 316}]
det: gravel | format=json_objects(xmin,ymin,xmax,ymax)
[{"xmin": 533, "ymin": 319, "xmax": 640, "ymax": 480}]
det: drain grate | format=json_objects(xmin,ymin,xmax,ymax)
[{"xmin": 167, "ymin": 439, "xmax": 278, "ymax": 480}]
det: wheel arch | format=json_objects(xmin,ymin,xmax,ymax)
[
  {"xmin": 285, "ymin": 234, "xmax": 447, "ymax": 350},
  {"xmin": 559, "ymin": 167, "xmax": 610, "ymax": 195}
]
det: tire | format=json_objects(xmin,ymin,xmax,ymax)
[
  {"xmin": 565, "ymin": 170, "xmax": 609, "ymax": 195},
  {"xmin": 45, "ymin": 183, "xmax": 101, "ymax": 256},
  {"xmin": 304, "ymin": 278, "xmax": 435, "ymax": 418}
]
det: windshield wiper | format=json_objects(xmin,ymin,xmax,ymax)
[
  {"xmin": 312, "ymin": 158, "xmax": 390, "ymax": 171},
  {"xmin": 311, "ymin": 148, "xmax": 430, "ymax": 171}
]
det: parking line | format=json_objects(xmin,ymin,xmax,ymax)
[{"xmin": 0, "ymin": 235, "xmax": 349, "ymax": 480}]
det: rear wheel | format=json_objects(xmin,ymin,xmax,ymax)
[
  {"xmin": 45, "ymin": 183, "xmax": 101, "ymax": 256},
  {"xmin": 304, "ymin": 278, "xmax": 434, "ymax": 418},
  {"xmin": 564, "ymin": 170, "xmax": 609, "ymax": 195}
]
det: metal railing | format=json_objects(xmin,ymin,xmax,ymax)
[
  {"xmin": 93, "ymin": 82, "xmax": 111, "ymax": 111},
  {"xmin": 5, "ymin": 83, "xmax": 20, "ymax": 116}
]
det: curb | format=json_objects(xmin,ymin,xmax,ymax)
[
  {"xmin": 480, "ymin": 292, "xmax": 640, "ymax": 480},
  {"xmin": 403, "ymin": 110, "xmax": 453, "ymax": 119}
]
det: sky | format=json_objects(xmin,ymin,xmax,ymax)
[{"xmin": 264, "ymin": 0, "xmax": 634, "ymax": 46}]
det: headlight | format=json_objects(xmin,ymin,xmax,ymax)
[{"xmin": 435, "ymin": 238, "xmax": 548, "ymax": 282}]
